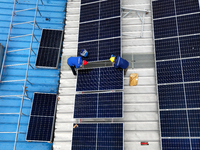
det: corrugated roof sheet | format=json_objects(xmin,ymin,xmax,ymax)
[{"xmin": 0, "ymin": 0, "xmax": 66, "ymax": 149}]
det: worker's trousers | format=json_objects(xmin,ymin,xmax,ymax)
[{"xmin": 70, "ymin": 66, "xmax": 77, "ymax": 75}]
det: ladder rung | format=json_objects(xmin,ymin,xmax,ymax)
[{"xmin": 15, "ymin": 7, "xmax": 36, "ymax": 13}]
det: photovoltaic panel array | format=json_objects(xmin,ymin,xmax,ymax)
[
  {"xmin": 78, "ymin": 0, "xmax": 121, "ymax": 62},
  {"xmin": 152, "ymin": 0, "xmax": 200, "ymax": 149},
  {"xmin": 76, "ymin": 67, "xmax": 123, "ymax": 91},
  {"xmin": 72, "ymin": 123, "xmax": 123, "ymax": 150},
  {"xmin": 26, "ymin": 93, "xmax": 57, "ymax": 142},
  {"xmin": 35, "ymin": 29, "xmax": 63, "ymax": 69},
  {"xmin": 74, "ymin": 92, "xmax": 123, "ymax": 118}
]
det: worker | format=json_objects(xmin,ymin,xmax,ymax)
[
  {"xmin": 67, "ymin": 56, "xmax": 87, "ymax": 75},
  {"xmin": 110, "ymin": 55, "xmax": 129, "ymax": 75}
]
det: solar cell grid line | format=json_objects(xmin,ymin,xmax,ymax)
[
  {"xmin": 71, "ymin": 123, "xmax": 123, "ymax": 150},
  {"xmin": 155, "ymin": 37, "xmax": 180, "ymax": 60},
  {"xmin": 31, "ymin": 93, "xmax": 57, "ymax": 117},
  {"xmin": 152, "ymin": 0, "xmax": 175, "ymax": 19},
  {"xmin": 100, "ymin": 0, "xmax": 120, "ymax": 19},
  {"xmin": 156, "ymin": 60, "xmax": 182, "ymax": 84},
  {"xmin": 80, "ymin": 2, "xmax": 99, "ymax": 22},
  {"xmin": 179, "ymin": 35, "xmax": 200, "ymax": 58},
  {"xmin": 99, "ymin": 67, "xmax": 123, "ymax": 90},
  {"xmin": 76, "ymin": 68, "xmax": 99, "ymax": 91},
  {"xmin": 175, "ymin": 0, "xmax": 200, "ymax": 15},
  {"xmin": 177, "ymin": 13, "xmax": 200, "ymax": 36},
  {"xmin": 153, "ymin": 17, "xmax": 177, "ymax": 39},
  {"xmin": 160, "ymin": 110, "xmax": 189, "ymax": 137},
  {"xmin": 158, "ymin": 84, "xmax": 185, "ymax": 109},
  {"xmin": 98, "ymin": 92, "xmax": 123, "ymax": 118}
]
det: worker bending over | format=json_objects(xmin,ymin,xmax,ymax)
[
  {"xmin": 110, "ymin": 55, "xmax": 129, "ymax": 75},
  {"xmin": 67, "ymin": 56, "xmax": 87, "ymax": 75}
]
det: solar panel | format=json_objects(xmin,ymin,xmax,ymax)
[
  {"xmin": 26, "ymin": 93, "xmax": 57, "ymax": 142},
  {"xmin": 76, "ymin": 67, "xmax": 123, "ymax": 91},
  {"xmin": 74, "ymin": 92, "xmax": 123, "ymax": 118},
  {"xmin": 35, "ymin": 29, "xmax": 63, "ymax": 69},
  {"xmin": 81, "ymin": 0, "xmax": 99, "ymax": 5},
  {"xmin": 152, "ymin": 0, "xmax": 200, "ymax": 149},
  {"xmin": 72, "ymin": 123, "xmax": 123, "ymax": 150},
  {"xmin": 78, "ymin": 0, "xmax": 121, "ymax": 62}
]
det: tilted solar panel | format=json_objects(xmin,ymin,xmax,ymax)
[
  {"xmin": 74, "ymin": 92, "xmax": 123, "ymax": 118},
  {"xmin": 72, "ymin": 123, "xmax": 123, "ymax": 150},
  {"xmin": 35, "ymin": 29, "xmax": 63, "ymax": 69},
  {"xmin": 26, "ymin": 93, "xmax": 57, "ymax": 142}
]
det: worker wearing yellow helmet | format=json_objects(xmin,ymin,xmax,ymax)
[{"xmin": 110, "ymin": 55, "xmax": 129, "ymax": 75}]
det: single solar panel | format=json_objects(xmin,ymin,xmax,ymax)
[
  {"xmin": 26, "ymin": 93, "xmax": 57, "ymax": 142},
  {"xmin": 152, "ymin": 0, "xmax": 175, "ymax": 19},
  {"xmin": 153, "ymin": 17, "xmax": 177, "ymax": 39},
  {"xmin": 177, "ymin": 13, "xmax": 200, "ymax": 36},
  {"xmin": 162, "ymin": 139, "xmax": 190, "ymax": 150},
  {"xmin": 26, "ymin": 116, "xmax": 53, "ymax": 142},
  {"xmin": 160, "ymin": 110, "xmax": 189, "ymax": 137},
  {"xmin": 180, "ymin": 35, "xmax": 200, "ymax": 58},
  {"xmin": 100, "ymin": 0, "xmax": 120, "ymax": 19},
  {"xmin": 36, "ymin": 29, "xmax": 63, "ymax": 69},
  {"xmin": 72, "ymin": 123, "xmax": 123, "ymax": 150},
  {"xmin": 182, "ymin": 58, "xmax": 200, "ymax": 82},
  {"xmin": 156, "ymin": 60, "xmax": 182, "ymax": 84},
  {"xmin": 74, "ymin": 92, "xmax": 123, "ymax": 118},
  {"xmin": 185, "ymin": 83, "xmax": 200, "ymax": 108},
  {"xmin": 80, "ymin": 3, "xmax": 99, "ymax": 22},
  {"xmin": 155, "ymin": 38, "xmax": 179, "ymax": 60},
  {"xmin": 175, "ymin": 0, "xmax": 200, "ymax": 15},
  {"xmin": 76, "ymin": 67, "xmax": 123, "ymax": 91},
  {"xmin": 158, "ymin": 84, "xmax": 185, "ymax": 109}
]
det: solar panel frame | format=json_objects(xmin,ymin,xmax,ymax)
[
  {"xmin": 73, "ymin": 92, "xmax": 124, "ymax": 119},
  {"xmin": 35, "ymin": 29, "xmax": 63, "ymax": 69},
  {"xmin": 26, "ymin": 92, "xmax": 57, "ymax": 142},
  {"xmin": 76, "ymin": 66, "xmax": 124, "ymax": 92},
  {"xmin": 71, "ymin": 123, "xmax": 124, "ymax": 150}
]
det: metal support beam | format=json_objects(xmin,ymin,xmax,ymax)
[
  {"xmin": 27, "ymin": 80, "xmax": 33, "ymax": 85},
  {"xmin": 7, "ymin": 48, "xmax": 30, "ymax": 53},
  {"xmin": 1, "ymin": 79, "xmax": 25, "ymax": 83},
  {"xmin": 33, "ymin": 34, "xmax": 39, "ymax": 42},
  {"xmin": 31, "ymin": 48, "xmax": 37, "ymax": 55},
  {"xmin": 10, "ymin": 34, "xmax": 32, "ymax": 39},
  {"xmin": 15, "ymin": 7, "xmax": 36, "ymax": 13},
  {"xmin": 4, "ymin": 63, "xmax": 28, "ymax": 67},
  {"xmin": 12, "ymin": 21, "xmax": 34, "ymax": 26},
  {"xmin": 29, "ymin": 64, "xmax": 35, "ymax": 70},
  {"xmin": 35, "ymin": 21, "xmax": 41, "ymax": 29},
  {"xmin": 40, "ymin": 0, "xmax": 44, "ymax": 5},
  {"xmin": 37, "ymin": 8, "xmax": 43, "ymax": 17}
]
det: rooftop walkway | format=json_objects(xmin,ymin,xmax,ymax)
[{"xmin": 0, "ymin": 0, "xmax": 66, "ymax": 149}]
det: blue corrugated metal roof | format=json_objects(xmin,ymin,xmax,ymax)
[{"xmin": 0, "ymin": 0, "xmax": 66, "ymax": 149}]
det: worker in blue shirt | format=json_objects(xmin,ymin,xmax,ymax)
[
  {"xmin": 110, "ymin": 55, "xmax": 129, "ymax": 75},
  {"xmin": 67, "ymin": 56, "xmax": 87, "ymax": 75}
]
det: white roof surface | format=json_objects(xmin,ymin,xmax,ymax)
[{"xmin": 53, "ymin": 0, "xmax": 160, "ymax": 149}]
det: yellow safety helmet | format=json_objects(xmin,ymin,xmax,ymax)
[{"xmin": 110, "ymin": 56, "xmax": 115, "ymax": 62}]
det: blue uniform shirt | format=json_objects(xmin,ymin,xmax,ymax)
[
  {"xmin": 67, "ymin": 56, "xmax": 82, "ymax": 68},
  {"xmin": 114, "ymin": 56, "xmax": 129, "ymax": 69}
]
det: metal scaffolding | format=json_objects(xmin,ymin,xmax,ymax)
[{"xmin": 0, "ymin": 0, "xmax": 44, "ymax": 149}]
